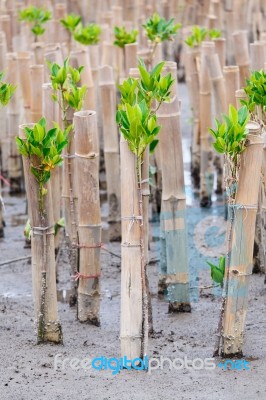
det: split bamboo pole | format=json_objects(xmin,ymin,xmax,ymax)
[
  {"xmin": 74, "ymin": 110, "xmax": 101, "ymax": 325},
  {"xmin": 99, "ymin": 66, "xmax": 121, "ymax": 241},
  {"xmin": 199, "ymin": 41, "xmax": 214, "ymax": 207},
  {"xmin": 221, "ymin": 123, "xmax": 263, "ymax": 356},
  {"xmin": 19, "ymin": 123, "xmax": 63, "ymax": 344}
]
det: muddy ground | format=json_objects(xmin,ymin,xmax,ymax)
[{"xmin": 1, "ymin": 83, "xmax": 266, "ymax": 400}]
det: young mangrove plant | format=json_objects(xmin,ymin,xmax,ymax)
[
  {"xmin": 210, "ymin": 105, "xmax": 264, "ymax": 356},
  {"xmin": 116, "ymin": 59, "xmax": 174, "ymax": 360},
  {"xmin": 143, "ymin": 13, "xmax": 181, "ymax": 68},
  {"xmin": 19, "ymin": 6, "xmax": 52, "ymax": 42},
  {"xmin": 185, "ymin": 26, "xmax": 221, "ymax": 48},
  {"xmin": 16, "ymin": 118, "xmax": 68, "ymax": 343},
  {"xmin": 60, "ymin": 13, "xmax": 81, "ymax": 34},
  {"xmin": 73, "ymin": 22, "xmax": 101, "ymax": 46},
  {"xmin": 47, "ymin": 58, "xmax": 86, "ymax": 306},
  {"xmin": 207, "ymin": 256, "xmax": 225, "ymax": 287},
  {"xmin": 114, "ymin": 26, "xmax": 138, "ymax": 48},
  {"xmin": 0, "ymin": 72, "xmax": 16, "ymax": 237}
]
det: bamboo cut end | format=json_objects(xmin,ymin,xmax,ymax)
[{"xmin": 74, "ymin": 110, "xmax": 96, "ymax": 118}]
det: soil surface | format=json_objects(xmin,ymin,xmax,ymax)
[{"xmin": 1, "ymin": 83, "xmax": 266, "ymax": 400}]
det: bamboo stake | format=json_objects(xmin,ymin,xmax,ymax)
[
  {"xmin": 0, "ymin": 15, "xmax": 12, "ymax": 51},
  {"xmin": 199, "ymin": 41, "xmax": 214, "ymax": 207},
  {"xmin": 232, "ymin": 31, "xmax": 250, "ymax": 87},
  {"xmin": 184, "ymin": 44, "xmax": 201, "ymax": 189},
  {"xmin": 70, "ymin": 48, "xmax": 96, "ymax": 111},
  {"xmin": 73, "ymin": 110, "xmax": 101, "ymax": 325},
  {"xmin": 125, "ymin": 42, "xmax": 138, "ymax": 75},
  {"xmin": 32, "ymin": 41, "xmax": 45, "ymax": 65},
  {"xmin": 19, "ymin": 123, "xmax": 63, "ymax": 344},
  {"xmin": 157, "ymin": 88, "xmax": 190, "ymax": 312},
  {"xmin": 120, "ymin": 133, "xmax": 143, "ymax": 360},
  {"xmin": 221, "ymin": 123, "xmax": 263, "ymax": 356},
  {"xmin": 61, "ymin": 108, "xmax": 79, "ymax": 306},
  {"xmin": 30, "ymin": 64, "xmax": 44, "ymax": 123},
  {"xmin": 250, "ymin": 41, "xmax": 266, "ymax": 71},
  {"xmin": 99, "ymin": 66, "xmax": 121, "ymax": 241},
  {"xmin": 42, "ymin": 83, "xmax": 61, "ymax": 253},
  {"xmin": 223, "ymin": 66, "xmax": 240, "ymax": 108},
  {"xmin": 6, "ymin": 52, "xmax": 22, "ymax": 194},
  {"xmin": 0, "ymin": 32, "xmax": 8, "ymax": 182},
  {"xmin": 206, "ymin": 52, "xmax": 226, "ymax": 195}
]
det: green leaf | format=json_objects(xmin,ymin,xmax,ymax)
[{"xmin": 150, "ymin": 139, "xmax": 159, "ymax": 153}]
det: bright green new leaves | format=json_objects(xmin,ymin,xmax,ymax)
[
  {"xmin": 60, "ymin": 13, "xmax": 100, "ymax": 45},
  {"xmin": 16, "ymin": 117, "xmax": 68, "ymax": 182},
  {"xmin": 116, "ymin": 100, "xmax": 160, "ymax": 157},
  {"xmin": 47, "ymin": 58, "xmax": 86, "ymax": 125},
  {"xmin": 185, "ymin": 26, "xmax": 221, "ymax": 48},
  {"xmin": 185, "ymin": 26, "xmax": 207, "ymax": 47},
  {"xmin": 16, "ymin": 118, "xmax": 68, "ymax": 213},
  {"xmin": 138, "ymin": 59, "xmax": 174, "ymax": 106},
  {"xmin": 19, "ymin": 6, "xmax": 51, "ymax": 39},
  {"xmin": 242, "ymin": 70, "xmax": 266, "ymax": 113},
  {"xmin": 114, "ymin": 26, "xmax": 138, "ymax": 48},
  {"xmin": 116, "ymin": 59, "xmax": 175, "ymax": 158},
  {"xmin": 60, "ymin": 13, "xmax": 81, "ymax": 33},
  {"xmin": 0, "ymin": 72, "xmax": 16, "ymax": 106},
  {"xmin": 210, "ymin": 105, "xmax": 250, "ymax": 160},
  {"xmin": 207, "ymin": 256, "xmax": 225, "ymax": 286},
  {"xmin": 73, "ymin": 23, "xmax": 101, "ymax": 45},
  {"xmin": 143, "ymin": 13, "xmax": 181, "ymax": 43},
  {"xmin": 209, "ymin": 28, "xmax": 221, "ymax": 39}
]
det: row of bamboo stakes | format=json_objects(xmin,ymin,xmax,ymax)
[{"xmin": 0, "ymin": 0, "xmax": 265, "ymax": 358}]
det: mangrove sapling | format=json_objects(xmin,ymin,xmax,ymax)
[
  {"xmin": 210, "ymin": 105, "xmax": 263, "ymax": 356},
  {"xmin": 19, "ymin": 5, "xmax": 51, "ymax": 43},
  {"xmin": 114, "ymin": 26, "xmax": 138, "ymax": 48},
  {"xmin": 47, "ymin": 58, "xmax": 86, "ymax": 306},
  {"xmin": 143, "ymin": 13, "xmax": 181, "ymax": 69},
  {"xmin": 207, "ymin": 256, "xmax": 226, "ymax": 287},
  {"xmin": 60, "ymin": 13, "xmax": 81, "ymax": 35},
  {"xmin": 0, "ymin": 72, "xmax": 16, "ymax": 237},
  {"xmin": 117, "ymin": 59, "xmax": 174, "ymax": 359},
  {"xmin": 16, "ymin": 118, "xmax": 68, "ymax": 343},
  {"xmin": 242, "ymin": 70, "xmax": 266, "ymax": 273},
  {"xmin": 73, "ymin": 23, "xmax": 101, "ymax": 46},
  {"xmin": 113, "ymin": 26, "xmax": 138, "ymax": 80}
]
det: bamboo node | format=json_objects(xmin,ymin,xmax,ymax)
[
  {"xmin": 63, "ymin": 154, "xmax": 75, "ymax": 159},
  {"xmin": 75, "ymin": 152, "xmax": 99, "ymax": 159},
  {"xmin": 71, "ymin": 272, "xmax": 101, "ymax": 281},
  {"xmin": 32, "ymin": 225, "xmax": 54, "ymax": 236}
]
